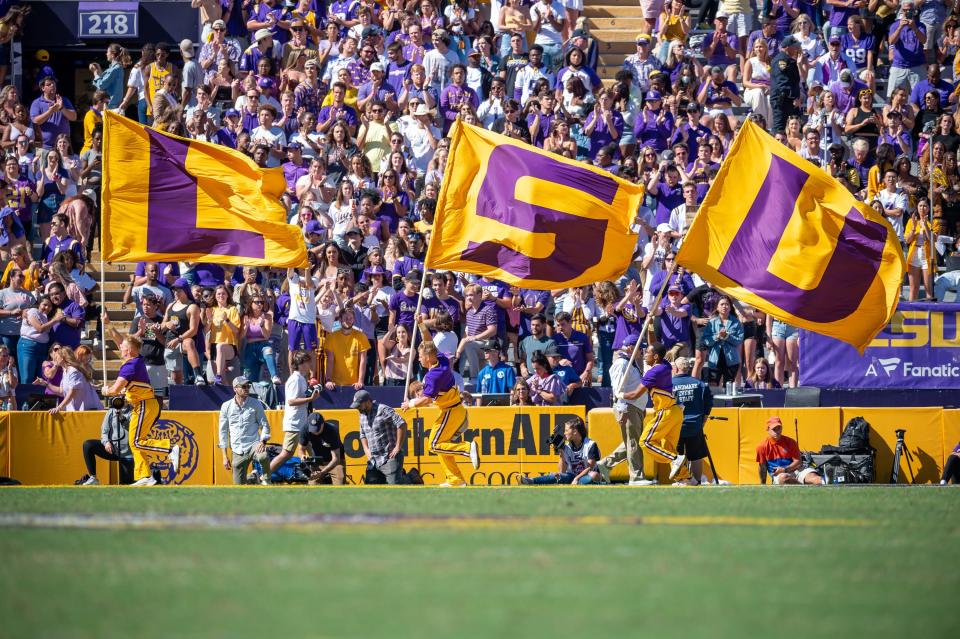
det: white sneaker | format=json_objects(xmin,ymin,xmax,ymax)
[
  {"xmin": 271, "ymin": 376, "xmax": 282, "ymax": 385},
  {"xmin": 168, "ymin": 444, "xmax": 180, "ymax": 473},
  {"xmin": 82, "ymin": 475, "xmax": 100, "ymax": 485},
  {"xmin": 469, "ymin": 440, "xmax": 480, "ymax": 470},
  {"xmin": 628, "ymin": 478, "xmax": 658, "ymax": 486},
  {"xmin": 669, "ymin": 454, "xmax": 687, "ymax": 480},
  {"xmin": 131, "ymin": 476, "xmax": 158, "ymax": 486},
  {"xmin": 437, "ymin": 481, "xmax": 466, "ymax": 487},
  {"xmin": 194, "ymin": 377, "xmax": 206, "ymax": 386},
  {"xmin": 259, "ymin": 472, "xmax": 271, "ymax": 485},
  {"xmin": 672, "ymin": 478, "xmax": 697, "ymax": 486}
]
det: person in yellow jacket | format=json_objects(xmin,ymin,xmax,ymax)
[
  {"xmin": 402, "ymin": 317, "xmax": 479, "ymax": 486},
  {"xmin": 619, "ymin": 342, "xmax": 692, "ymax": 484},
  {"xmin": 904, "ymin": 197, "xmax": 936, "ymax": 301}
]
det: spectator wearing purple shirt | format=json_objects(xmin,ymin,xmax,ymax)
[
  {"xmin": 240, "ymin": 30, "xmax": 281, "ymax": 74},
  {"xmin": 282, "ymin": 143, "xmax": 310, "ymax": 203},
  {"xmin": 747, "ymin": 17, "xmax": 783, "ymax": 57},
  {"xmin": 825, "ymin": 0, "xmax": 858, "ymax": 39},
  {"xmin": 633, "ymin": 90, "xmax": 674, "ymax": 152},
  {"xmin": 701, "ymin": 16, "xmax": 740, "ymax": 73},
  {"xmin": 318, "ymin": 83, "xmax": 360, "ymax": 134},
  {"xmin": 829, "ymin": 68, "xmax": 868, "ymax": 114},
  {"xmin": 29, "ymin": 77, "xmax": 77, "ymax": 150},
  {"xmin": 909, "ymin": 64, "xmax": 955, "ymax": 111},
  {"xmin": 42, "ymin": 215, "xmax": 84, "ymax": 265},
  {"xmin": 887, "ymin": 5, "xmax": 928, "ymax": 99},
  {"xmin": 839, "ymin": 16, "xmax": 875, "ymax": 72},
  {"xmin": 357, "ymin": 64, "xmax": 399, "ymax": 113},
  {"xmin": 440, "ymin": 65, "xmax": 480, "ymax": 133},
  {"xmin": 764, "ymin": 0, "xmax": 800, "ymax": 36},
  {"xmin": 671, "ymin": 103, "xmax": 711, "ymax": 158},
  {"xmin": 655, "ymin": 285, "xmax": 692, "ymax": 353},
  {"xmin": 246, "ymin": 0, "xmax": 288, "ymax": 45},
  {"xmin": 526, "ymin": 93, "xmax": 557, "ymax": 148},
  {"xmin": 47, "ymin": 283, "xmax": 85, "ymax": 349},
  {"xmin": 697, "ymin": 67, "xmax": 742, "ymax": 113},
  {"xmin": 457, "ymin": 283, "xmax": 497, "ymax": 378},
  {"xmin": 646, "ymin": 162, "xmax": 684, "ymax": 226},
  {"xmin": 347, "ymin": 44, "xmax": 379, "ymax": 87},
  {"xmin": 388, "ymin": 275, "xmax": 422, "ymax": 333},
  {"xmin": 583, "ymin": 90, "xmax": 624, "ymax": 157},
  {"xmin": 135, "ymin": 261, "xmax": 180, "ymax": 287},
  {"xmin": 552, "ymin": 311, "xmax": 595, "ymax": 383},
  {"xmin": 386, "ymin": 42, "xmax": 413, "ymax": 90}
]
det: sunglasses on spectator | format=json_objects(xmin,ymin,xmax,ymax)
[
  {"xmin": 252, "ymin": 299, "xmax": 264, "ymax": 304},
  {"xmin": 213, "ymin": 27, "xmax": 225, "ymax": 32},
  {"xmin": 291, "ymin": 26, "xmax": 304, "ymax": 31},
  {"xmin": 371, "ymin": 107, "xmax": 383, "ymax": 113}
]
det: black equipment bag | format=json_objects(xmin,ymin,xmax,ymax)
[
  {"xmin": 801, "ymin": 452, "xmax": 876, "ymax": 484},
  {"xmin": 835, "ymin": 416, "xmax": 873, "ymax": 453}
]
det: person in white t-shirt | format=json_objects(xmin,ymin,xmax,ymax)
[
  {"xmin": 250, "ymin": 104, "xmax": 287, "ymax": 167},
  {"xmin": 874, "ymin": 168, "xmax": 908, "ymax": 241},
  {"xmin": 530, "ymin": 0, "xmax": 566, "ymax": 70},
  {"xmin": 270, "ymin": 350, "xmax": 320, "ymax": 476},
  {"xmin": 399, "ymin": 102, "xmax": 441, "ymax": 175},
  {"xmin": 286, "ymin": 267, "xmax": 318, "ymax": 374}
]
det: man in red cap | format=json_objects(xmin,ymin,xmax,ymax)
[{"xmin": 756, "ymin": 417, "xmax": 823, "ymax": 485}]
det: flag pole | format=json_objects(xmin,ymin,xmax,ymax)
[
  {"xmin": 615, "ymin": 270, "xmax": 672, "ymax": 396},
  {"xmin": 401, "ymin": 265, "xmax": 431, "ymax": 403}
]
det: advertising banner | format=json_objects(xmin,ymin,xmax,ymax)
[{"xmin": 799, "ymin": 302, "xmax": 960, "ymax": 389}]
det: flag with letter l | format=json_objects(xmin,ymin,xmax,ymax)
[
  {"xmin": 425, "ymin": 121, "xmax": 644, "ymax": 289},
  {"xmin": 101, "ymin": 111, "xmax": 307, "ymax": 267},
  {"xmin": 676, "ymin": 119, "xmax": 905, "ymax": 353}
]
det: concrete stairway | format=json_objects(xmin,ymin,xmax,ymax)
[{"xmin": 583, "ymin": 0, "xmax": 646, "ymax": 84}]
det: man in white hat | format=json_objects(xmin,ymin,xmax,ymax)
[
  {"xmin": 218, "ymin": 376, "xmax": 272, "ymax": 485},
  {"xmin": 199, "ymin": 19, "xmax": 242, "ymax": 84},
  {"xmin": 180, "ymin": 39, "xmax": 202, "ymax": 108},
  {"xmin": 399, "ymin": 100, "xmax": 440, "ymax": 176},
  {"xmin": 240, "ymin": 27, "xmax": 280, "ymax": 77}
]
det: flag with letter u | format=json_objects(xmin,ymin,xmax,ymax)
[
  {"xmin": 677, "ymin": 120, "xmax": 905, "ymax": 353},
  {"xmin": 425, "ymin": 122, "xmax": 644, "ymax": 289},
  {"xmin": 101, "ymin": 112, "xmax": 307, "ymax": 268}
]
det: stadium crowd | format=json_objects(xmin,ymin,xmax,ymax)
[{"xmin": 2, "ymin": 0, "xmax": 960, "ymax": 417}]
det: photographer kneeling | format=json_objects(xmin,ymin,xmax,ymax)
[
  {"xmin": 77, "ymin": 400, "xmax": 134, "ymax": 485},
  {"xmin": 520, "ymin": 417, "xmax": 602, "ymax": 485},
  {"xmin": 299, "ymin": 412, "xmax": 346, "ymax": 485}
]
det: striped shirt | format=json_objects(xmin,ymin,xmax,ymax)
[{"xmin": 358, "ymin": 402, "xmax": 407, "ymax": 466}]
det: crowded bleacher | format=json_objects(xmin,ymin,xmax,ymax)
[{"xmin": 1, "ymin": 0, "xmax": 959, "ymax": 413}]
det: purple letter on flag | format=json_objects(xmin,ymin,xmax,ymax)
[
  {"xmin": 717, "ymin": 155, "xmax": 887, "ymax": 322},
  {"xmin": 460, "ymin": 145, "xmax": 618, "ymax": 281},
  {"xmin": 146, "ymin": 130, "xmax": 265, "ymax": 259}
]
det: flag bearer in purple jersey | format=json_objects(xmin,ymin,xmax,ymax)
[
  {"xmin": 102, "ymin": 333, "xmax": 179, "ymax": 486},
  {"xmin": 619, "ymin": 342, "xmax": 691, "ymax": 483},
  {"xmin": 403, "ymin": 317, "xmax": 479, "ymax": 486}
]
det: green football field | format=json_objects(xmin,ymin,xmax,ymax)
[{"xmin": 0, "ymin": 486, "xmax": 957, "ymax": 639}]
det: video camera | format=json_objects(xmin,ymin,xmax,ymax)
[{"xmin": 546, "ymin": 422, "xmax": 565, "ymax": 454}]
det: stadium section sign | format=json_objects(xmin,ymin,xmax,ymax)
[
  {"xmin": 799, "ymin": 302, "xmax": 960, "ymax": 389},
  {"xmin": 78, "ymin": 2, "xmax": 139, "ymax": 39}
]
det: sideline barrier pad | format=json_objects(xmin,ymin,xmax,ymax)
[
  {"xmin": 702, "ymin": 407, "xmax": 739, "ymax": 483},
  {"xmin": 0, "ymin": 413, "xmax": 9, "ymax": 478},
  {"xmin": 943, "ymin": 410, "xmax": 960, "ymax": 474},
  {"xmin": 844, "ymin": 408, "xmax": 944, "ymax": 484}
]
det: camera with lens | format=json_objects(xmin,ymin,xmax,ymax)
[
  {"xmin": 109, "ymin": 396, "xmax": 126, "ymax": 411},
  {"xmin": 903, "ymin": 8, "xmax": 915, "ymax": 19},
  {"xmin": 546, "ymin": 422, "xmax": 565, "ymax": 454},
  {"xmin": 895, "ymin": 428, "xmax": 906, "ymax": 440}
]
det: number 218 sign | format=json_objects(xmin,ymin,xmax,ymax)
[{"xmin": 78, "ymin": 2, "xmax": 139, "ymax": 39}]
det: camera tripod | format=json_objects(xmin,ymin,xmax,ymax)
[{"xmin": 890, "ymin": 429, "xmax": 916, "ymax": 484}]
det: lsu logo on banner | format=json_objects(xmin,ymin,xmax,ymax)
[
  {"xmin": 425, "ymin": 122, "xmax": 644, "ymax": 290},
  {"xmin": 798, "ymin": 303, "xmax": 960, "ymax": 389},
  {"xmin": 150, "ymin": 419, "xmax": 200, "ymax": 484}
]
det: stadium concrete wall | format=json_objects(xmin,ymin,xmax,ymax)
[{"xmin": 0, "ymin": 407, "xmax": 956, "ymax": 485}]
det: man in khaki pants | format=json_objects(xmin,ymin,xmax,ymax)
[{"xmin": 597, "ymin": 334, "xmax": 655, "ymax": 485}]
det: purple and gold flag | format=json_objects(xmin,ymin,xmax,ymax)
[
  {"xmin": 677, "ymin": 120, "xmax": 905, "ymax": 353},
  {"xmin": 425, "ymin": 121, "xmax": 644, "ymax": 289},
  {"xmin": 102, "ymin": 112, "xmax": 307, "ymax": 268}
]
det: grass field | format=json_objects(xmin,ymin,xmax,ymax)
[{"xmin": 0, "ymin": 486, "xmax": 957, "ymax": 639}]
